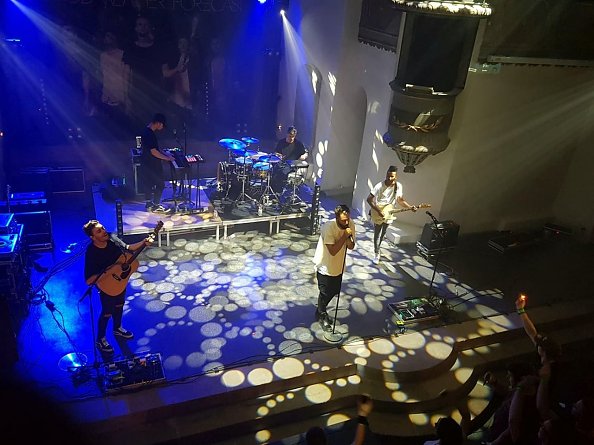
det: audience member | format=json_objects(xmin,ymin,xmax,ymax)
[
  {"xmin": 483, "ymin": 362, "xmax": 539, "ymax": 444},
  {"xmin": 424, "ymin": 416, "xmax": 464, "ymax": 445},
  {"xmin": 305, "ymin": 394, "xmax": 373, "ymax": 445}
]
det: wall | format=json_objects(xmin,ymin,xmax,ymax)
[
  {"xmin": 442, "ymin": 66, "xmax": 594, "ymax": 233},
  {"xmin": 278, "ymin": 2, "xmax": 594, "ymax": 235}
]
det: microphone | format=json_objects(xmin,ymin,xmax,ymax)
[
  {"xmin": 109, "ymin": 232, "xmax": 128, "ymax": 252},
  {"xmin": 172, "ymin": 128, "xmax": 180, "ymax": 142}
]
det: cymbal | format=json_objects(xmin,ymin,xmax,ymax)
[
  {"xmin": 234, "ymin": 156, "xmax": 254, "ymax": 165},
  {"xmin": 250, "ymin": 151, "xmax": 268, "ymax": 159},
  {"xmin": 58, "ymin": 352, "xmax": 87, "ymax": 372},
  {"xmin": 255, "ymin": 154, "xmax": 281, "ymax": 163},
  {"xmin": 241, "ymin": 137, "xmax": 259, "ymax": 145},
  {"xmin": 219, "ymin": 138, "xmax": 247, "ymax": 152}
]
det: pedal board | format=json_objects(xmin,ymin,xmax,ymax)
[
  {"xmin": 103, "ymin": 353, "xmax": 166, "ymax": 394},
  {"xmin": 388, "ymin": 298, "xmax": 440, "ymax": 324}
]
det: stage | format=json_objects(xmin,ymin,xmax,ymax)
[{"xmin": 3, "ymin": 187, "xmax": 594, "ymax": 443}]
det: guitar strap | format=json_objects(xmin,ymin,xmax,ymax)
[{"xmin": 392, "ymin": 180, "xmax": 397, "ymax": 204}]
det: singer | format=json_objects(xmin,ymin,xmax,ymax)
[
  {"xmin": 366, "ymin": 165, "xmax": 417, "ymax": 264},
  {"xmin": 312, "ymin": 204, "xmax": 355, "ymax": 332},
  {"xmin": 82, "ymin": 220, "xmax": 150, "ymax": 354},
  {"xmin": 139, "ymin": 113, "xmax": 175, "ymax": 213}
]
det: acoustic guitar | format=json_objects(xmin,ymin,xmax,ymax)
[
  {"xmin": 370, "ymin": 203, "xmax": 431, "ymax": 225},
  {"xmin": 97, "ymin": 221, "xmax": 163, "ymax": 296}
]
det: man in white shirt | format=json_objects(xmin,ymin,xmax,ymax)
[
  {"xmin": 313, "ymin": 204, "xmax": 355, "ymax": 331},
  {"xmin": 367, "ymin": 165, "xmax": 416, "ymax": 264}
]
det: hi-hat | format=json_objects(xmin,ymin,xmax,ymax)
[
  {"xmin": 241, "ymin": 137, "xmax": 259, "ymax": 145},
  {"xmin": 219, "ymin": 138, "xmax": 247, "ymax": 152}
]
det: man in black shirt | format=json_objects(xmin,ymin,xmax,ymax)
[
  {"xmin": 83, "ymin": 220, "xmax": 149, "ymax": 354},
  {"xmin": 272, "ymin": 126, "xmax": 308, "ymax": 192},
  {"xmin": 140, "ymin": 113, "xmax": 174, "ymax": 212}
]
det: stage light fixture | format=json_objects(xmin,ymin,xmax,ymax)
[
  {"xmin": 257, "ymin": 0, "xmax": 267, "ymax": 4},
  {"xmin": 276, "ymin": 0, "xmax": 289, "ymax": 15}
]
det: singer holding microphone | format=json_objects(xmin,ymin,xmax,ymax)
[
  {"xmin": 83, "ymin": 220, "xmax": 151, "ymax": 354},
  {"xmin": 313, "ymin": 205, "xmax": 355, "ymax": 331},
  {"xmin": 367, "ymin": 165, "xmax": 417, "ymax": 264}
]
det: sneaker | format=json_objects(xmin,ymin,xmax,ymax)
[
  {"xmin": 151, "ymin": 204, "xmax": 171, "ymax": 214},
  {"xmin": 96, "ymin": 337, "xmax": 114, "ymax": 353},
  {"xmin": 373, "ymin": 253, "xmax": 380, "ymax": 264},
  {"xmin": 113, "ymin": 327, "xmax": 134, "ymax": 339}
]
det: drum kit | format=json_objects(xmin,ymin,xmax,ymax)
[{"xmin": 217, "ymin": 137, "xmax": 308, "ymax": 212}]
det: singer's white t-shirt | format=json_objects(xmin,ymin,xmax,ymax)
[{"xmin": 313, "ymin": 219, "xmax": 356, "ymax": 276}]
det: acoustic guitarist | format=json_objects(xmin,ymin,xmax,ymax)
[
  {"xmin": 83, "ymin": 219, "xmax": 155, "ymax": 354},
  {"xmin": 367, "ymin": 165, "xmax": 417, "ymax": 264}
]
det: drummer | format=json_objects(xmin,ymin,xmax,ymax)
[{"xmin": 272, "ymin": 126, "xmax": 308, "ymax": 192}]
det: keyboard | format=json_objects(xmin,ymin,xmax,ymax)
[{"xmin": 166, "ymin": 149, "xmax": 205, "ymax": 169}]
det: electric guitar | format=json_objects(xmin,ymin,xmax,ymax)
[
  {"xmin": 96, "ymin": 221, "xmax": 163, "ymax": 296},
  {"xmin": 370, "ymin": 203, "xmax": 431, "ymax": 225}
]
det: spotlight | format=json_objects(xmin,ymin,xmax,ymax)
[
  {"xmin": 276, "ymin": 0, "xmax": 289, "ymax": 15},
  {"xmin": 257, "ymin": 0, "xmax": 267, "ymax": 4}
]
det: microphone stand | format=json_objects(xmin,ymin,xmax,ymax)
[
  {"xmin": 425, "ymin": 212, "xmax": 446, "ymax": 309},
  {"xmin": 323, "ymin": 234, "xmax": 352, "ymax": 343},
  {"xmin": 77, "ymin": 257, "xmax": 117, "ymax": 378}
]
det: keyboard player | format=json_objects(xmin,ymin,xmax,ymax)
[{"xmin": 139, "ymin": 113, "xmax": 175, "ymax": 213}]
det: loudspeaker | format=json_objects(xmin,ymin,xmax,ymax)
[
  {"xmin": 49, "ymin": 168, "xmax": 85, "ymax": 193},
  {"xmin": 13, "ymin": 168, "xmax": 51, "ymax": 194},
  {"xmin": 395, "ymin": 14, "xmax": 479, "ymax": 93},
  {"xmin": 13, "ymin": 211, "xmax": 53, "ymax": 251},
  {"xmin": 419, "ymin": 220, "xmax": 459, "ymax": 252}
]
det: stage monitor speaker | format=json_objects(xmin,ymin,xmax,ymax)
[{"xmin": 419, "ymin": 220, "xmax": 459, "ymax": 253}]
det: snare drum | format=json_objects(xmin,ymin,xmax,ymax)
[{"xmin": 252, "ymin": 162, "xmax": 271, "ymax": 179}]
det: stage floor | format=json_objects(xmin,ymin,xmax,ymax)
[{"xmin": 5, "ymin": 187, "xmax": 594, "ymax": 418}]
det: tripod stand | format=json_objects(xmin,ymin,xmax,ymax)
[
  {"xmin": 281, "ymin": 164, "xmax": 307, "ymax": 213},
  {"xmin": 233, "ymin": 152, "xmax": 257, "ymax": 206},
  {"xmin": 423, "ymin": 211, "xmax": 448, "ymax": 309},
  {"xmin": 256, "ymin": 157, "xmax": 281, "ymax": 209}
]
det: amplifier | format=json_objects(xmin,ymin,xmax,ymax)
[
  {"xmin": 10, "ymin": 191, "xmax": 46, "ymax": 200},
  {"xmin": 0, "ymin": 198, "xmax": 48, "ymax": 213},
  {"xmin": 103, "ymin": 353, "xmax": 166, "ymax": 394},
  {"xmin": 13, "ymin": 211, "xmax": 53, "ymax": 251},
  {"xmin": 418, "ymin": 220, "xmax": 460, "ymax": 253},
  {"xmin": 488, "ymin": 232, "xmax": 539, "ymax": 254},
  {"xmin": 49, "ymin": 167, "xmax": 85, "ymax": 193}
]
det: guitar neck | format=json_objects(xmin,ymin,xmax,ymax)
[{"xmin": 126, "ymin": 244, "xmax": 147, "ymax": 265}]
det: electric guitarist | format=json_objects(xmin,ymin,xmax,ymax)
[
  {"xmin": 367, "ymin": 165, "xmax": 418, "ymax": 264},
  {"xmin": 83, "ymin": 219, "xmax": 159, "ymax": 354}
]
